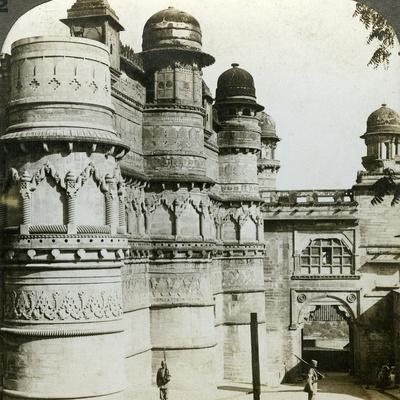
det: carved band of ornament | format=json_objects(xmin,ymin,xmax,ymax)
[
  {"xmin": 143, "ymin": 193, "xmax": 207, "ymax": 217},
  {"xmin": 149, "ymin": 248, "xmax": 213, "ymax": 261},
  {"xmin": 257, "ymin": 164, "xmax": 280, "ymax": 173},
  {"xmin": 220, "ymin": 205, "xmax": 262, "ymax": 224},
  {"xmin": 219, "ymin": 148, "xmax": 260, "ymax": 156},
  {"xmin": 5, "ymin": 247, "xmax": 127, "ymax": 262},
  {"xmin": 26, "ymin": 225, "xmax": 111, "ymax": 234},
  {"xmin": 78, "ymin": 225, "xmax": 112, "ymax": 234},
  {"xmin": 128, "ymin": 249, "xmax": 150, "ymax": 259},
  {"xmin": 3, "ymin": 161, "xmax": 125, "ymax": 198},
  {"xmin": 123, "ymin": 274, "xmax": 148, "ymax": 294},
  {"xmin": 216, "ymin": 248, "xmax": 266, "ymax": 258},
  {"xmin": 29, "ymin": 225, "xmax": 68, "ymax": 234},
  {"xmin": 149, "ymin": 275, "xmax": 211, "ymax": 303},
  {"xmin": 222, "ymin": 268, "xmax": 263, "ymax": 290},
  {"xmin": 1, "ymin": 325, "xmax": 124, "ymax": 337},
  {"xmin": 144, "ymin": 103, "xmax": 205, "ymax": 115},
  {"xmin": 4, "ymin": 289, "xmax": 123, "ymax": 322}
]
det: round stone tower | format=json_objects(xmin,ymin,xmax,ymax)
[
  {"xmin": 142, "ymin": 6, "xmax": 214, "ymax": 180},
  {"xmin": 257, "ymin": 111, "xmax": 280, "ymax": 194},
  {"xmin": 215, "ymin": 63, "xmax": 263, "ymax": 200},
  {"xmin": 361, "ymin": 104, "xmax": 400, "ymax": 173},
  {"xmin": 0, "ymin": 36, "xmax": 129, "ymax": 400},
  {"xmin": 141, "ymin": 7, "xmax": 218, "ymax": 390},
  {"xmin": 213, "ymin": 64, "xmax": 267, "ymax": 383}
]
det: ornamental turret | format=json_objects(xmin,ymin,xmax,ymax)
[
  {"xmin": 212, "ymin": 64, "xmax": 267, "ymax": 384},
  {"xmin": 61, "ymin": 0, "xmax": 124, "ymax": 72},
  {"xmin": 361, "ymin": 104, "xmax": 400, "ymax": 173},
  {"xmin": 214, "ymin": 63, "xmax": 263, "ymax": 201},
  {"xmin": 257, "ymin": 111, "xmax": 280, "ymax": 192},
  {"xmin": 141, "ymin": 7, "xmax": 215, "ymax": 181}
]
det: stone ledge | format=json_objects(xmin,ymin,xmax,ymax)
[{"xmin": 291, "ymin": 275, "xmax": 360, "ymax": 280}]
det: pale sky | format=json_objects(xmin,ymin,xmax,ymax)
[{"xmin": 3, "ymin": 0, "xmax": 400, "ymax": 190}]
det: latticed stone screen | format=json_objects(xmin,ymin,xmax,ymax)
[
  {"xmin": 300, "ymin": 239, "xmax": 353, "ymax": 275},
  {"xmin": 309, "ymin": 305, "xmax": 346, "ymax": 321}
]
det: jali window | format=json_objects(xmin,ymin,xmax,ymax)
[{"xmin": 300, "ymin": 239, "xmax": 353, "ymax": 275}]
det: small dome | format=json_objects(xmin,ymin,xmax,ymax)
[
  {"xmin": 216, "ymin": 63, "xmax": 256, "ymax": 100},
  {"xmin": 366, "ymin": 104, "xmax": 400, "ymax": 134},
  {"xmin": 258, "ymin": 112, "xmax": 279, "ymax": 140},
  {"xmin": 142, "ymin": 7, "xmax": 202, "ymax": 51},
  {"xmin": 215, "ymin": 63, "xmax": 263, "ymax": 111}
]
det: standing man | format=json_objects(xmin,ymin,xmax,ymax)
[
  {"xmin": 305, "ymin": 359, "xmax": 320, "ymax": 400},
  {"xmin": 156, "ymin": 361, "xmax": 170, "ymax": 400}
]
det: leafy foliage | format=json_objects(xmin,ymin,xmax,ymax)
[
  {"xmin": 370, "ymin": 168, "xmax": 400, "ymax": 206},
  {"xmin": 353, "ymin": 3, "xmax": 396, "ymax": 69}
]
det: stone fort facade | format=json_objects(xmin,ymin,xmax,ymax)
[{"xmin": 0, "ymin": 0, "xmax": 400, "ymax": 398}]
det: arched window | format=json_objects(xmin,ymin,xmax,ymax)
[{"xmin": 300, "ymin": 238, "xmax": 353, "ymax": 275}]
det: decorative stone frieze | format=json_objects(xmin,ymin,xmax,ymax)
[
  {"xmin": 149, "ymin": 271, "xmax": 212, "ymax": 306},
  {"xmin": 4, "ymin": 287, "xmax": 122, "ymax": 322}
]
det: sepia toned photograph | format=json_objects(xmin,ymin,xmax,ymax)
[{"xmin": 2, "ymin": 0, "xmax": 400, "ymax": 399}]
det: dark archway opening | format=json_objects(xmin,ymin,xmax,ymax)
[{"xmin": 301, "ymin": 304, "xmax": 354, "ymax": 375}]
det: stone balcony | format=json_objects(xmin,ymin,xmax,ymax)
[{"xmin": 261, "ymin": 189, "xmax": 359, "ymax": 221}]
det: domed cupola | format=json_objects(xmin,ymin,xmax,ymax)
[
  {"xmin": 140, "ymin": 7, "xmax": 215, "ymax": 182},
  {"xmin": 143, "ymin": 7, "xmax": 201, "ymax": 51},
  {"xmin": 366, "ymin": 104, "xmax": 400, "ymax": 135},
  {"xmin": 215, "ymin": 63, "xmax": 263, "ymax": 111},
  {"xmin": 214, "ymin": 64, "xmax": 264, "ymax": 202},
  {"xmin": 258, "ymin": 112, "xmax": 279, "ymax": 141},
  {"xmin": 142, "ymin": 6, "xmax": 214, "ymax": 67},
  {"xmin": 361, "ymin": 104, "xmax": 400, "ymax": 173}
]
